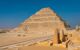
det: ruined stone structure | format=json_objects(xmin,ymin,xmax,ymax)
[
  {"xmin": 10, "ymin": 7, "xmax": 69, "ymax": 44},
  {"xmin": 11, "ymin": 7, "xmax": 68, "ymax": 33},
  {"xmin": 8, "ymin": 7, "xmax": 80, "ymax": 50},
  {"xmin": 67, "ymin": 29, "xmax": 80, "ymax": 50}
]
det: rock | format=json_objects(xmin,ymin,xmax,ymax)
[
  {"xmin": 10, "ymin": 7, "xmax": 69, "ymax": 46},
  {"xmin": 11, "ymin": 7, "xmax": 68, "ymax": 34}
]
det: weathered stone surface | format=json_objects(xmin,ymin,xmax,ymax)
[
  {"xmin": 10, "ymin": 7, "xmax": 69, "ymax": 46},
  {"xmin": 11, "ymin": 7, "xmax": 68, "ymax": 34},
  {"xmin": 67, "ymin": 29, "xmax": 80, "ymax": 50}
]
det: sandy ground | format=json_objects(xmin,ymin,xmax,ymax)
[
  {"xmin": 0, "ymin": 32, "xmax": 53, "ymax": 47},
  {"xmin": 0, "ymin": 46, "xmax": 67, "ymax": 50},
  {"xmin": 18, "ymin": 46, "xmax": 67, "ymax": 50}
]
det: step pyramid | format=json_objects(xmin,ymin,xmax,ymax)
[{"xmin": 11, "ymin": 7, "xmax": 69, "ymax": 34}]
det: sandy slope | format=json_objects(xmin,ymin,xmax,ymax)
[{"xmin": 18, "ymin": 46, "xmax": 67, "ymax": 50}]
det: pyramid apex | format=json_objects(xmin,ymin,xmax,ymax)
[
  {"xmin": 35, "ymin": 7, "xmax": 55, "ymax": 15},
  {"xmin": 41, "ymin": 7, "xmax": 53, "ymax": 11},
  {"xmin": 42, "ymin": 7, "xmax": 51, "ymax": 9}
]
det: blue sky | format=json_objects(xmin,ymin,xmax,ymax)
[{"xmin": 0, "ymin": 0, "xmax": 80, "ymax": 28}]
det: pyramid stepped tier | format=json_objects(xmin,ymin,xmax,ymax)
[{"xmin": 11, "ymin": 7, "xmax": 69, "ymax": 34}]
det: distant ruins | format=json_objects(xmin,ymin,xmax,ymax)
[{"xmin": 2, "ymin": 7, "xmax": 80, "ymax": 50}]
